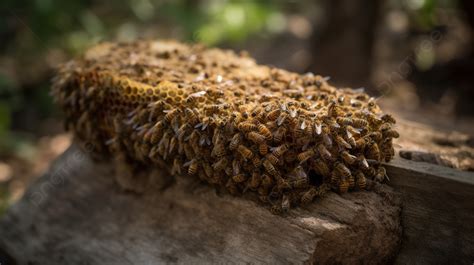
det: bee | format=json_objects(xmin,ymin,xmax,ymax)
[
  {"xmin": 348, "ymin": 174, "xmax": 355, "ymax": 189},
  {"xmin": 212, "ymin": 157, "xmax": 228, "ymax": 171},
  {"xmin": 257, "ymin": 124, "xmax": 272, "ymax": 141},
  {"xmin": 367, "ymin": 97, "xmax": 380, "ymax": 112},
  {"xmin": 237, "ymin": 145, "xmax": 254, "ymax": 160},
  {"xmin": 273, "ymin": 126, "xmax": 287, "ymax": 142},
  {"xmin": 345, "ymin": 133, "xmax": 357, "ymax": 148},
  {"xmin": 276, "ymin": 112, "xmax": 288, "ymax": 126},
  {"xmin": 176, "ymin": 123, "xmax": 188, "ymax": 142},
  {"xmin": 330, "ymin": 170, "xmax": 339, "ymax": 185},
  {"xmin": 157, "ymin": 131, "xmax": 171, "ymax": 156},
  {"xmin": 341, "ymin": 151, "xmax": 357, "ymax": 164},
  {"xmin": 338, "ymin": 179, "xmax": 350, "ymax": 193},
  {"xmin": 314, "ymin": 122, "xmax": 323, "ymax": 135},
  {"xmin": 291, "ymin": 177, "xmax": 309, "ymax": 189},
  {"xmin": 317, "ymin": 144, "xmax": 332, "ymax": 161},
  {"xmin": 335, "ymin": 135, "xmax": 352, "ymax": 149},
  {"xmin": 369, "ymin": 131, "xmax": 383, "ymax": 141},
  {"xmin": 266, "ymin": 109, "xmax": 280, "ymax": 121},
  {"xmin": 238, "ymin": 121, "xmax": 257, "ymax": 132},
  {"xmin": 168, "ymin": 136, "xmax": 178, "ymax": 155},
  {"xmin": 346, "ymin": 125, "xmax": 361, "ymax": 136},
  {"xmin": 292, "ymin": 120, "xmax": 306, "ymax": 139},
  {"xmin": 229, "ymin": 133, "xmax": 242, "ymax": 150},
  {"xmin": 184, "ymin": 159, "xmax": 199, "ymax": 175},
  {"xmin": 381, "ymin": 144, "xmax": 395, "ymax": 162},
  {"xmin": 272, "ymin": 144, "xmax": 289, "ymax": 157},
  {"xmin": 261, "ymin": 174, "xmax": 274, "ymax": 188},
  {"xmin": 375, "ymin": 167, "xmax": 389, "ymax": 182},
  {"xmin": 163, "ymin": 109, "xmax": 180, "ymax": 123},
  {"xmin": 259, "ymin": 143, "xmax": 268, "ymax": 155},
  {"xmin": 366, "ymin": 113, "xmax": 383, "ymax": 128},
  {"xmin": 183, "ymin": 142, "xmax": 194, "ymax": 160},
  {"xmin": 355, "ymin": 137, "xmax": 367, "ymax": 149},
  {"xmin": 301, "ymin": 187, "xmax": 318, "ymax": 205},
  {"xmin": 350, "ymin": 98, "xmax": 363, "ymax": 107},
  {"xmin": 248, "ymin": 172, "xmax": 261, "ymax": 190},
  {"xmin": 202, "ymin": 161, "xmax": 213, "ymax": 178},
  {"xmin": 211, "ymin": 142, "xmax": 226, "ymax": 157},
  {"xmin": 232, "ymin": 173, "xmax": 247, "ymax": 183},
  {"xmin": 358, "ymin": 154, "xmax": 369, "ymax": 169},
  {"xmin": 263, "ymin": 159, "xmax": 280, "ymax": 177},
  {"xmin": 171, "ymin": 158, "xmax": 182, "ymax": 175},
  {"xmin": 328, "ymin": 101, "xmax": 344, "ymax": 117},
  {"xmin": 366, "ymin": 141, "xmax": 381, "ymax": 161},
  {"xmin": 334, "ymin": 161, "xmax": 351, "ymax": 179},
  {"xmin": 351, "ymin": 118, "xmax": 368, "ymax": 128},
  {"xmin": 184, "ymin": 108, "xmax": 199, "ymax": 126},
  {"xmin": 266, "ymin": 153, "xmax": 280, "ymax": 165},
  {"xmin": 113, "ymin": 116, "xmax": 126, "ymax": 136},
  {"xmin": 232, "ymin": 159, "xmax": 240, "ymax": 175},
  {"xmin": 274, "ymin": 174, "xmax": 291, "ymax": 191},
  {"xmin": 247, "ymin": 131, "xmax": 266, "ymax": 144},
  {"xmin": 383, "ymin": 130, "xmax": 400, "ymax": 138},
  {"xmin": 225, "ymin": 179, "xmax": 240, "ymax": 195},
  {"xmin": 282, "ymin": 194, "xmax": 290, "ymax": 212},
  {"xmin": 313, "ymin": 159, "xmax": 330, "ymax": 177},
  {"xmin": 204, "ymin": 104, "xmax": 221, "ymax": 114},
  {"xmin": 324, "ymin": 117, "xmax": 340, "ymax": 131},
  {"xmin": 292, "ymin": 165, "xmax": 307, "ymax": 179},
  {"xmin": 231, "ymin": 111, "xmax": 243, "ymax": 125},
  {"xmin": 297, "ymin": 149, "xmax": 315, "ymax": 164},
  {"xmin": 321, "ymin": 126, "xmax": 333, "ymax": 147},
  {"xmin": 381, "ymin": 114, "xmax": 396, "ymax": 124},
  {"xmin": 355, "ymin": 171, "xmax": 366, "ymax": 190},
  {"xmin": 252, "ymin": 156, "xmax": 262, "ymax": 167},
  {"xmin": 147, "ymin": 121, "xmax": 164, "ymax": 144},
  {"xmin": 250, "ymin": 106, "xmax": 262, "ymax": 117},
  {"xmin": 288, "ymin": 106, "xmax": 298, "ymax": 118},
  {"xmin": 364, "ymin": 166, "xmax": 377, "ymax": 178},
  {"xmin": 379, "ymin": 123, "xmax": 392, "ymax": 131},
  {"xmin": 336, "ymin": 117, "xmax": 353, "ymax": 126}
]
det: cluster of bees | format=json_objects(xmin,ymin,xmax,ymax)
[{"xmin": 52, "ymin": 40, "xmax": 398, "ymax": 214}]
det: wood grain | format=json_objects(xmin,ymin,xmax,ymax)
[
  {"xmin": 385, "ymin": 158, "xmax": 474, "ymax": 265},
  {"xmin": 0, "ymin": 144, "xmax": 401, "ymax": 265}
]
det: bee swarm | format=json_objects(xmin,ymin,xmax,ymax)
[{"xmin": 52, "ymin": 40, "xmax": 398, "ymax": 213}]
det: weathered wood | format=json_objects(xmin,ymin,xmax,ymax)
[
  {"xmin": 394, "ymin": 119, "xmax": 474, "ymax": 171},
  {"xmin": 0, "ymin": 144, "xmax": 401, "ymax": 265},
  {"xmin": 385, "ymin": 117, "xmax": 474, "ymax": 264},
  {"xmin": 385, "ymin": 157, "xmax": 474, "ymax": 265}
]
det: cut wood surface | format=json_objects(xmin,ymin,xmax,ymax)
[
  {"xmin": 385, "ymin": 157, "xmax": 474, "ymax": 265},
  {"xmin": 386, "ymin": 117, "xmax": 474, "ymax": 264},
  {"xmin": 0, "ymin": 144, "xmax": 401, "ymax": 265}
]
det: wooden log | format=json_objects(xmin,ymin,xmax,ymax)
[
  {"xmin": 385, "ymin": 157, "xmax": 474, "ymax": 265},
  {"xmin": 0, "ymin": 144, "xmax": 401, "ymax": 265}
]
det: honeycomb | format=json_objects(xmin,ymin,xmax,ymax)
[{"xmin": 52, "ymin": 40, "xmax": 398, "ymax": 213}]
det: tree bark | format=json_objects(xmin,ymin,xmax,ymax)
[{"xmin": 0, "ymin": 144, "xmax": 401, "ymax": 265}]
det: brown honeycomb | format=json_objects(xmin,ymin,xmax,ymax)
[{"xmin": 52, "ymin": 40, "xmax": 398, "ymax": 213}]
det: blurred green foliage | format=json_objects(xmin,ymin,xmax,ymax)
[
  {"xmin": 398, "ymin": 0, "xmax": 458, "ymax": 29},
  {"xmin": 0, "ymin": 0, "xmax": 282, "ymax": 155},
  {"xmin": 0, "ymin": 0, "xmax": 459, "ymax": 155},
  {"xmin": 159, "ymin": 0, "xmax": 279, "ymax": 45}
]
